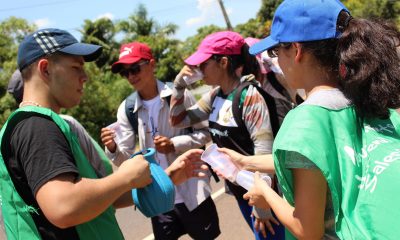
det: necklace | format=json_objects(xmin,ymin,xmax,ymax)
[{"xmin": 19, "ymin": 100, "xmax": 42, "ymax": 108}]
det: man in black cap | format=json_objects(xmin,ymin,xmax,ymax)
[
  {"xmin": 7, "ymin": 70, "xmax": 24, "ymax": 104},
  {"xmin": 1, "ymin": 34, "xmax": 208, "ymax": 239},
  {"xmin": 0, "ymin": 28, "xmax": 154, "ymax": 240}
]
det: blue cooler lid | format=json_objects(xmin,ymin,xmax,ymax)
[{"xmin": 131, "ymin": 148, "xmax": 175, "ymax": 217}]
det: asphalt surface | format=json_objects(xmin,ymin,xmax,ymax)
[{"xmin": 116, "ymin": 178, "xmax": 254, "ymax": 240}]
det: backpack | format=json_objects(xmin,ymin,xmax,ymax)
[
  {"xmin": 230, "ymin": 73, "xmax": 303, "ymax": 192},
  {"xmin": 124, "ymin": 92, "xmax": 171, "ymax": 136},
  {"xmin": 232, "ymin": 72, "xmax": 303, "ymax": 139},
  {"xmin": 124, "ymin": 91, "xmax": 220, "ymax": 182}
]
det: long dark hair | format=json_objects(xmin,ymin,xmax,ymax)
[{"xmin": 301, "ymin": 11, "xmax": 400, "ymax": 118}]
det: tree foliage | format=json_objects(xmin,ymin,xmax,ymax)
[
  {"xmin": 116, "ymin": 4, "xmax": 178, "ymax": 42},
  {"xmin": 115, "ymin": 4, "xmax": 181, "ymax": 82},
  {"xmin": 343, "ymin": 0, "xmax": 400, "ymax": 25},
  {"xmin": 1, "ymin": 1, "xmax": 399, "ymax": 143},
  {"xmin": 257, "ymin": 0, "xmax": 283, "ymax": 23},
  {"xmin": 80, "ymin": 18, "xmax": 119, "ymax": 69},
  {"xmin": 0, "ymin": 17, "xmax": 36, "ymax": 128}
]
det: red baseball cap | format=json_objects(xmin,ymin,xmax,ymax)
[
  {"xmin": 185, "ymin": 31, "xmax": 245, "ymax": 66},
  {"xmin": 111, "ymin": 42, "xmax": 153, "ymax": 73}
]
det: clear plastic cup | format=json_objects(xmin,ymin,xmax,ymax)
[
  {"xmin": 235, "ymin": 170, "xmax": 272, "ymax": 191},
  {"xmin": 201, "ymin": 144, "xmax": 238, "ymax": 181},
  {"xmin": 183, "ymin": 68, "xmax": 203, "ymax": 86},
  {"xmin": 107, "ymin": 122, "xmax": 123, "ymax": 144}
]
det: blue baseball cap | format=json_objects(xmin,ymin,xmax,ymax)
[
  {"xmin": 250, "ymin": 0, "xmax": 349, "ymax": 55},
  {"xmin": 18, "ymin": 28, "xmax": 102, "ymax": 71}
]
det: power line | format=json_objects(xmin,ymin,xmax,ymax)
[
  {"xmin": 148, "ymin": 1, "xmax": 195, "ymax": 15},
  {"xmin": 0, "ymin": 0, "xmax": 80, "ymax": 13}
]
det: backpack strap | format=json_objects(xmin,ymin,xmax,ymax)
[
  {"xmin": 125, "ymin": 92, "xmax": 139, "ymax": 135},
  {"xmin": 267, "ymin": 71, "xmax": 304, "ymax": 106},
  {"xmin": 232, "ymin": 81, "xmax": 280, "ymax": 138},
  {"xmin": 232, "ymin": 81, "xmax": 286, "ymax": 194},
  {"xmin": 295, "ymin": 94, "xmax": 304, "ymax": 105},
  {"xmin": 267, "ymin": 71, "xmax": 285, "ymax": 96}
]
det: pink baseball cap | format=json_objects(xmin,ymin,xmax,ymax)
[
  {"xmin": 111, "ymin": 42, "xmax": 153, "ymax": 73},
  {"xmin": 185, "ymin": 31, "xmax": 245, "ymax": 66},
  {"xmin": 244, "ymin": 37, "xmax": 269, "ymax": 74}
]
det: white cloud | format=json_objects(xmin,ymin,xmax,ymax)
[
  {"xmin": 185, "ymin": 0, "xmax": 219, "ymax": 27},
  {"xmin": 95, "ymin": 13, "xmax": 114, "ymax": 21},
  {"xmin": 34, "ymin": 18, "xmax": 52, "ymax": 28}
]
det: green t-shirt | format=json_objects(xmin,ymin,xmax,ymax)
[{"xmin": 273, "ymin": 105, "xmax": 400, "ymax": 240}]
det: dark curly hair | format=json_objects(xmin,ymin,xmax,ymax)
[
  {"xmin": 301, "ymin": 11, "xmax": 400, "ymax": 119},
  {"xmin": 338, "ymin": 14, "xmax": 400, "ymax": 118}
]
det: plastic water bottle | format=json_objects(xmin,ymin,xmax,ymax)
[
  {"xmin": 235, "ymin": 170, "xmax": 272, "ymax": 190},
  {"xmin": 201, "ymin": 144, "xmax": 239, "ymax": 182},
  {"xmin": 182, "ymin": 68, "xmax": 203, "ymax": 86}
]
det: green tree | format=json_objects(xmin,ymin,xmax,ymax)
[
  {"xmin": 234, "ymin": 0, "xmax": 282, "ymax": 39},
  {"xmin": 116, "ymin": 4, "xmax": 178, "ymax": 42},
  {"xmin": 235, "ymin": 18, "xmax": 269, "ymax": 39},
  {"xmin": 0, "ymin": 17, "xmax": 36, "ymax": 127},
  {"xmin": 80, "ymin": 18, "xmax": 119, "ymax": 69},
  {"xmin": 257, "ymin": 0, "xmax": 283, "ymax": 23},
  {"xmin": 116, "ymin": 4, "xmax": 181, "ymax": 82},
  {"xmin": 343, "ymin": 0, "xmax": 400, "ymax": 25}
]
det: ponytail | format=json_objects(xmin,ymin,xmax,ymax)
[
  {"xmin": 240, "ymin": 43, "xmax": 261, "ymax": 79},
  {"xmin": 213, "ymin": 43, "xmax": 261, "ymax": 80}
]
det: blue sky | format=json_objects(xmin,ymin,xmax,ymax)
[{"xmin": 0, "ymin": 0, "xmax": 262, "ymax": 41}]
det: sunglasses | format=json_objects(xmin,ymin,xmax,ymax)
[
  {"xmin": 198, "ymin": 55, "xmax": 223, "ymax": 71},
  {"xmin": 267, "ymin": 43, "xmax": 292, "ymax": 58},
  {"xmin": 120, "ymin": 60, "xmax": 150, "ymax": 78}
]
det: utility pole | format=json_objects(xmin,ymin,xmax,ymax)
[{"xmin": 217, "ymin": 0, "xmax": 233, "ymax": 30}]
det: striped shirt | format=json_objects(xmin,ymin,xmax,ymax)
[{"xmin": 170, "ymin": 74, "xmax": 273, "ymax": 155}]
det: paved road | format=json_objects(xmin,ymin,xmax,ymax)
[{"xmin": 116, "ymin": 178, "xmax": 254, "ymax": 240}]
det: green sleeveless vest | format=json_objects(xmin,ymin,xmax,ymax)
[
  {"xmin": 0, "ymin": 106, "xmax": 124, "ymax": 240},
  {"xmin": 273, "ymin": 106, "xmax": 400, "ymax": 240}
]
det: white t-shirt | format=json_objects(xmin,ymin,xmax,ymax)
[{"xmin": 142, "ymin": 96, "xmax": 184, "ymax": 204}]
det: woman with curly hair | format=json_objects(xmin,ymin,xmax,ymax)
[{"xmin": 244, "ymin": 0, "xmax": 400, "ymax": 239}]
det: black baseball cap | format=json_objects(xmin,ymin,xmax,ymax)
[{"xmin": 17, "ymin": 28, "xmax": 102, "ymax": 71}]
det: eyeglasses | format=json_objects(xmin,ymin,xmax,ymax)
[
  {"xmin": 119, "ymin": 60, "xmax": 150, "ymax": 78},
  {"xmin": 198, "ymin": 55, "xmax": 222, "ymax": 71},
  {"xmin": 267, "ymin": 43, "xmax": 292, "ymax": 58}
]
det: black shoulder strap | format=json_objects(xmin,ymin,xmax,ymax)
[
  {"xmin": 295, "ymin": 94, "xmax": 304, "ymax": 105},
  {"xmin": 268, "ymin": 71, "xmax": 304, "ymax": 106},
  {"xmin": 267, "ymin": 71, "xmax": 285, "ymax": 96},
  {"xmin": 124, "ymin": 92, "xmax": 180, "ymax": 134},
  {"xmin": 232, "ymin": 81, "xmax": 280, "ymax": 138},
  {"xmin": 125, "ymin": 92, "xmax": 139, "ymax": 135},
  {"xmin": 165, "ymin": 95, "xmax": 171, "ymax": 107}
]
